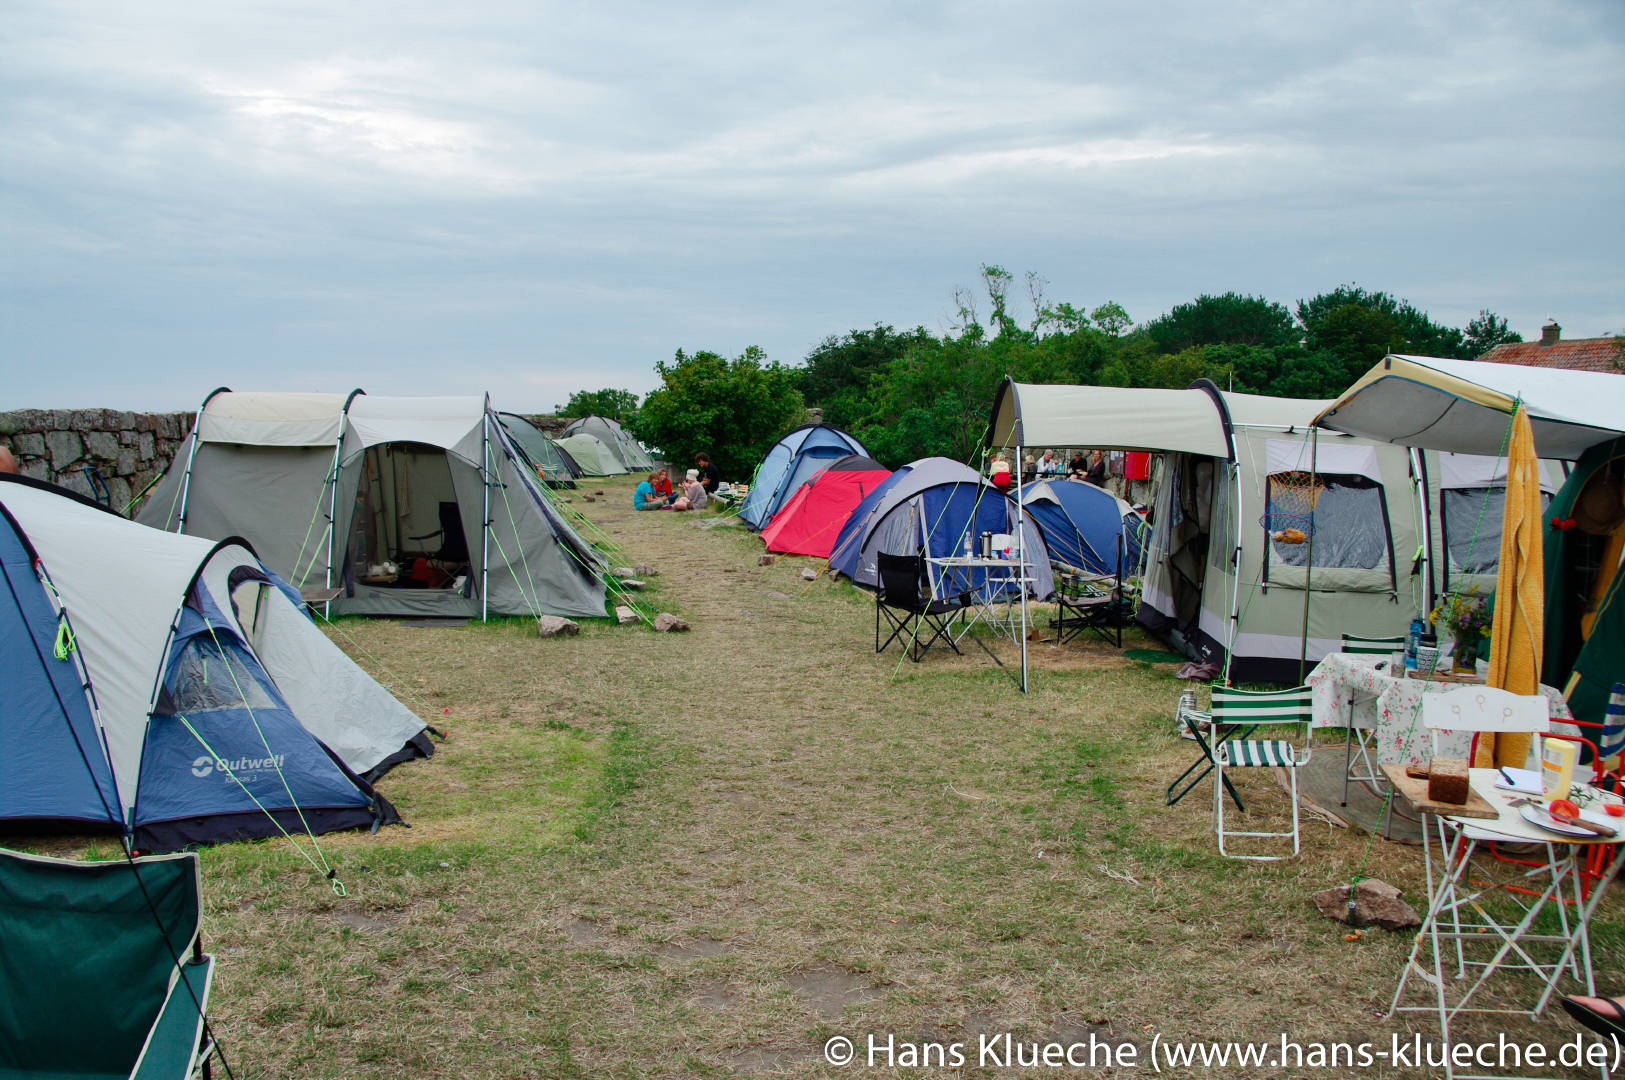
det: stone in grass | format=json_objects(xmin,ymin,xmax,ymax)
[
  {"xmin": 758, "ymin": 554, "xmax": 775, "ymax": 566},
  {"xmin": 613, "ymin": 567, "xmax": 637, "ymax": 579},
  {"xmin": 536, "ymin": 615, "xmax": 580, "ymax": 638},
  {"xmin": 582, "ymin": 495, "xmax": 596, "ymax": 503},
  {"xmin": 634, "ymin": 562, "xmax": 659, "ymax": 577},
  {"xmin": 595, "ymin": 490, "xmax": 605, "ymax": 495},
  {"xmin": 1310, "ymin": 879, "xmax": 1421, "ymax": 931},
  {"xmin": 653, "ymin": 613, "xmax": 689, "ymax": 632},
  {"xmin": 620, "ymin": 579, "xmax": 646, "ymax": 590},
  {"xmin": 800, "ymin": 568, "xmax": 818, "ymax": 581},
  {"xmin": 615, "ymin": 605, "xmax": 639, "ymax": 626}
]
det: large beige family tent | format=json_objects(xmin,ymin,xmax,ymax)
[
  {"xmin": 138, "ymin": 390, "xmax": 608, "ymax": 620},
  {"xmin": 988, "ymin": 379, "xmax": 1420, "ymax": 682}
]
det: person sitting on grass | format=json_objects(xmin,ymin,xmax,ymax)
[
  {"xmin": 652, "ymin": 467, "xmax": 675, "ymax": 503},
  {"xmin": 696, "ymin": 452, "xmax": 721, "ymax": 493},
  {"xmin": 634, "ymin": 471, "xmax": 665, "ymax": 510},
  {"xmin": 682, "ymin": 469, "xmax": 708, "ymax": 510}
]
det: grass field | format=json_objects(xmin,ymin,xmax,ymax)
[{"xmin": 23, "ymin": 473, "xmax": 1625, "ymax": 1078}]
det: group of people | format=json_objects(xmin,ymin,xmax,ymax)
[
  {"xmin": 634, "ymin": 451, "xmax": 721, "ymax": 512},
  {"xmin": 988, "ymin": 448, "xmax": 1106, "ymax": 491}
]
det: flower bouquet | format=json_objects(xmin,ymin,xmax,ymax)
[{"xmin": 1430, "ymin": 590, "xmax": 1490, "ymax": 675}]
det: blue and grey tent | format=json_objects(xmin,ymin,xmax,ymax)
[
  {"xmin": 2, "ymin": 473, "xmax": 425, "ymax": 851},
  {"xmin": 826, "ymin": 456, "xmax": 1053, "ymax": 599},
  {"xmin": 740, "ymin": 424, "xmax": 869, "ymax": 529},
  {"xmin": 1022, "ymin": 479, "xmax": 1148, "ymax": 577}
]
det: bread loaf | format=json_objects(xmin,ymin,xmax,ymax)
[{"xmin": 1427, "ymin": 758, "xmax": 1469, "ymax": 805}]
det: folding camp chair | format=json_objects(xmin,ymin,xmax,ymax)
[
  {"xmin": 0, "ymin": 847, "xmax": 219, "ymax": 1079},
  {"xmin": 1166, "ymin": 686, "xmax": 1256, "ymax": 812},
  {"xmin": 1338, "ymin": 633, "xmax": 1406, "ymax": 807},
  {"xmin": 1049, "ymin": 535, "xmax": 1129, "ymax": 647},
  {"xmin": 875, "ymin": 552, "xmax": 969, "ymax": 662},
  {"xmin": 1211, "ymin": 685, "xmax": 1315, "ymax": 860}
]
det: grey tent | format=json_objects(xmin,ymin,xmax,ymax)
[
  {"xmin": 138, "ymin": 391, "xmax": 608, "ymax": 620},
  {"xmin": 562, "ymin": 415, "xmax": 654, "ymax": 470},
  {"xmin": 498, "ymin": 413, "xmax": 583, "ymax": 488},
  {"xmin": 556, "ymin": 433, "xmax": 628, "ymax": 477}
]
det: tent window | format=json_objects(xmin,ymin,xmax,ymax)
[
  {"xmin": 1442, "ymin": 487, "xmax": 1552, "ymax": 576},
  {"xmin": 162, "ymin": 637, "xmax": 279, "ymax": 715},
  {"xmin": 1268, "ymin": 473, "xmax": 1390, "ymax": 570}
]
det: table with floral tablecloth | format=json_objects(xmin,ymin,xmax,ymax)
[{"xmin": 1305, "ymin": 652, "xmax": 1575, "ymax": 770}]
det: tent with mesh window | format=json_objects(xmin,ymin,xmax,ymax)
[
  {"xmin": 988, "ymin": 379, "xmax": 1419, "ymax": 682},
  {"xmin": 2, "ymin": 473, "xmax": 424, "ymax": 850},
  {"xmin": 138, "ymin": 391, "xmax": 609, "ymax": 620}
]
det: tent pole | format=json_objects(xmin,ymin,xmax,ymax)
[
  {"xmin": 481, "ymin": 408, "xmax": 491, "ymax": 623},
  {"xmin": 1227, "ymin": 460, "xmax": 1244, "ymax": 682},
  {"xmin": 1411, "ymin": 447, "xmax": 1434, "ymax": 616},
  {"xmin": 1015, "ymin": 442, "xmax": 1028, "ymax": 693},
  {"xmin": 321, "ymin": 434, "xmax": 344, "ymax": 620},
  {"xmin": 173, "ymin": 403, "xmax": 207, "ymax": 533},
  {"xmin": 1298, "ymin": 428, "xmax": 1318, "ymax": 684}
]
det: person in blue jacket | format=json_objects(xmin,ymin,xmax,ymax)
[{"xmin": 634, "ymin": 471, "xmax": 665, "ymax": 510}]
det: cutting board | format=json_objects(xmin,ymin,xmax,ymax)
[{"xmin": 1379, "ymin": 763, "xmax": 1500, "ymax": 819}]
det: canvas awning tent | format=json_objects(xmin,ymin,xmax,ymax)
[
  {"xmin": 989, "ymin": 378, "xmax": 1418, "ymax": 682},
  {"xmin": 498, "ymin": 413, "xmax": 582, "ymax": 488},
  {"xmin": 1315, "ymin": 356, "xmax": 1625, "ymax": 728},
  {"xmin": 139, "ymin": 391, "xmax": 609, "ymax": 620},
  {"xmin": 561, "ymin": 415, "xmax": 654, "ymax": 471},
  {"xmin": 760, "ymin": 455, "xmax": 892, "ymax": 557},
  {"xmin": 740, "ymin": 424, "xmax": 870, "ymax": 529},
  {"xmin": 556, "ymin": 433, "xmax": 627, "ymax": 477},
  {"xmin": 2, "ymin": 473, "xmax": 421, "ymax": 851}
]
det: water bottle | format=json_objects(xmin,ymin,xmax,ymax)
[
  {"xmin": 964, "ymin": 532, "xmax": 974, "ymax": 560},
  {"xmin": 1405, "ymin": 616, "xmax": 1425, "ymax": 672}
]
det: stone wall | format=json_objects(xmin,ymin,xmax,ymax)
[{"xmin": 0, "ymin": 409, "xmax": 195, "ymax": 515}]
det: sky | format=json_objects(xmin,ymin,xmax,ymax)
[{"xmin": 2, "ymin": 1, "xmax": 1621, "ymax": 412}]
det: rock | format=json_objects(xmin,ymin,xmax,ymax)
[
  {"xmin": 620, "ymin": 580, "xmax": 645, "ymax": 590},
  {"xmin": 758, "ymin": 554, "xmax": 775, "ymax": 566},
  {"xmin": 45, "ymin": 430, "xmax": 83, "ymax": 469},
  {"xmin": 1310, "ymin": 879, "xmax": 1421, "ymax": 931},
  {"xmin": 653, "ymin": 613, "xmax": 689, "ymax": 632},
  {"xmin": 14, "ymin": 432, "xmax": 45, "ymax": 457},
  {"xmin": 84, "ymin": 430, "xmax": 120, "ymax": 460},
  {"xmin": 536, "ymin": 615, "xmax": 580, "ymax": 638},
  {"xmin": 615, "ymin": 605, "xmax": 639, "ymax": 626},
  {"xmin": 595, "ymin": 490, "xmax": 604, "ymax": 495},
  {"xmin": 613, "ymin": 567, "xmax": 637, "ymax": 579},
  {"xmin": 116, "ymin": 449, "xmax": 137, "ymax": 476},
  {"xmin": 582, "ymin": 495, "xmax": 595, "ymax": 503},
  {"xmin": 137, "ymin": 432, "xmax": 155, "ymax": 460},
  {"xmin": 800, "ymin": 568, "xmax": 818, "ymax": 581},
  {"xmin": 635, "ymin": 562, "xmax": 659, "ymax": 577}
]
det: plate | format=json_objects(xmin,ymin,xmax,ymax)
[{"xmin": 1520, "ymin": 805, "xmax": 1597, "ymax": 837}]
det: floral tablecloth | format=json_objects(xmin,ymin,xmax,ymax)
[{"xmin": 1305, "ymin": 652, "xmax": 1575, "ymax": 770}]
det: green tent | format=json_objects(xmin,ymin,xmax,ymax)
[
  {"xmin": 556, "ymin": 433, "xmax": 627, "ymax": 477},
  {"xmin": 1542, "ymin": 436, "xmax": 1625, "ymax": 730}
]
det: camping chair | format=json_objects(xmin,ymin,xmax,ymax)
[
  {"xmin": 1166, "ymin": 685, "xmax": 1258, "ymax": 812},
  {"xmin": 0, "ymin": 848, "xmax": 219, "ymax": 1079},
  {"xmin": 1049, "ymin": 535, "xmax": 1129, "ymax": 647},
  {"xmin": 407, "ymin": 501, "xmax": 471, "ymax": 563},
  {"xmin": 875, "ymin": 552, "xmax": 969, "ymax": 662},
  {"xmin": 1211, "ymin": 685, "xmax": 1315, "ymax": 860},
  {"xmin": 1338, "ymin": 633, "xmax": 1407, "ymax": 807}
]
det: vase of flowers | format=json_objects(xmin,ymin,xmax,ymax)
[{"xmin": 1430, "ymin": 590, "xmax": 1490, "ymax": 675}]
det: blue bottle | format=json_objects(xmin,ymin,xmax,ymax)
[{"xmin": 1405, "ymin": 616, "xmax": 1425, "ymax": 671}]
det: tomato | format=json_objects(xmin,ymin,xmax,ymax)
[
  {"xmin": 1605, "ymin": 804, "xmax": 1625, "ymax": 818},
  {"xmin": 1549, "ymin": 799, "xmax": 1581, "ymax": 819}
]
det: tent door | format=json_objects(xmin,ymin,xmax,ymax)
[{"xmin": 347, "ymin": 443, "xmax": 473, "ymax": 593}]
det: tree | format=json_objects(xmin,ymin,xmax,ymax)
[
  {"xmin": 634, "ymin": 347, "xmax": 804, "ymax": 480},
  {"xmin": 556, "ymin": 388, "xmax": 640, "ymax": 422},
  {"xmin": 1307, "ymin": 304, "xmax": 1410, "ymax": 386},
  {"xmin": 793, "ymin": 324, "xmax": 935, "ymax": 430},
  {"xmin": 1143, "ymin": 292, "xmax": 1299, "ymax": 353},
  {"xmin": 1464, "ymin": 310, "xmax": 1523, "ymax": 357}
]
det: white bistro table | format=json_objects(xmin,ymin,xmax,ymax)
[
  {"xmin": 926, "ymin": 555, "xmax": 1034, "ymax": 691},
  {"xmin": 1389, "ymin": 768, "xmax": 1625, "ymax": 1080}
]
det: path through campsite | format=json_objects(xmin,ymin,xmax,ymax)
[{"xmin": 85, "ymin": 477, "xmax": 1623, "ymax": 1078}]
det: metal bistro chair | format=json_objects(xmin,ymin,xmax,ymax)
[
  {"xmin": 874, "ymin": 552, "xmax": 971, "ymax": 662},
  {"xmin": 1339, "ymin": 633, "xmax": 1407, "ymax": 807},
  {"xmin": 1210, "ymin": 685, "xmax": 1315, "ymax": 860},
  {"xmin": 1049, "ymin": 534, "xmax": 1129, "ymax": 648}
]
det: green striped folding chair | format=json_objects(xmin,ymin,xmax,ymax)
[
  {"xmin": 1339, "ymin": 634, "xmax": 1406, "ymax": 806},
  {"xmin": 1212, "ymin": 685, "xmax": 1314, "ymax": 860}
]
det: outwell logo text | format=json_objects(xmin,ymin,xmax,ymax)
[{"xmin": 190, "ymin": 754, "xmax": 285, "ymax": 778}]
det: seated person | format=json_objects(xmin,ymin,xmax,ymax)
[
  {"xmin": 1083, "ymin": 450, "xmax": 1107, "ymax": 487},
  {"xmin": 652, "ymin": 468, "xmax": 675, "ymax": 502},
  {"xmin": 1038, "ymin": 450, "xmax": 1057, "ymax": 474},
  {"xmin": 1068, "ymin": 452, "xmax": 1087, "ymax": 478},
  {"xmin": 696, "ymin": 452, "xmax": 721, "ymax": 493},
  {"xmin": 989, "ymin": 453, "xmax": 1013, "ymax": 491},
  {"xmin": 682, "ymin": 468, "xmax": 708, "ymax": 510},
  {"xmin": 634, "ymin": 472, "xmax": 665, "ymax": 510}
]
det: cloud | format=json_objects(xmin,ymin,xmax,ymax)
[{"xmin": 1, "ymin": 0, "xmax": 1622, "ymax": 411}]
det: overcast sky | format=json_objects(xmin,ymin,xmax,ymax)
[{"xmin": 2, "ymin": 1, "xmax": 1621, "ymax": 412}]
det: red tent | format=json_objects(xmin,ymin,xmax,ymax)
[{"xmin": 760, "ymin": 455, "xmax": 893, "ymax": 557}]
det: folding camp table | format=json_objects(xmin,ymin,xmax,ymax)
[
  {"xmin": 1389, "ymin": 768, "xmax": 1625, "ymax": 1080},
  {"xmin": 926, "ymin": 555, "xmax": 1034, "ymax": 690}
]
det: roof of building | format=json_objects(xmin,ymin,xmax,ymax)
[{"xmin": 1480, "ymin": 337, "xmax": 1623, "ymax": 374}]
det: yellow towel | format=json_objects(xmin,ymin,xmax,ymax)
[{"xmin": 1478, "ymin": 406, "xmax": 1545, "ymax": 769}]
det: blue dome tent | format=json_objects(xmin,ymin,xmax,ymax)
[
  {"xmin": 826, "ymin": 457, "xmax": 1053, "ymax": 600},
  {"xmin": 1022, "ymin": 479, "xmax": 1148, "ymax": 577},
  {"xmin": 1, "ymin": 474, "xmax": 423, "ymax": 851},
  {"xmin": 739, "ymin": 424, "xmax": 869, "ymax": 529}
]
